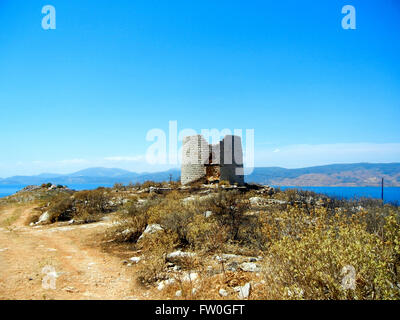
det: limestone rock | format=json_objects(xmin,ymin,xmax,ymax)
[
  {"xmin": 166, "ymin": 250, "xmax": 196, "ymax": 261},
  {"xmin": 129, "ymin": 257, "xmax": 141, "ymax": 264},
  {"xmin": 36, "ymin": 211, "xmax": 50, "ymax": 225},
  {"xmin": 235, "ymin": 282, "xmax": 251, "ymax": 299},
  {"xmin": 240, "ymin": 262, "xmax": 260, "ymax": 272},
  {"xmin": 219, "ymin": 288, "xmax": 228, "ymax": 297},
  {"xmin": 138, "ymin": 224, "xmax": 163, "ymax": 241}
]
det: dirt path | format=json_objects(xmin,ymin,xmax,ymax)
[{"xmin": 0, "ymin": 203, "xmax": 146, "ymax": 300}]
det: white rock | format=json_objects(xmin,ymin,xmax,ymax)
[
  {"xmin": 182, "ymin": 196, "xmax": 196, "ymax": 203},
  {"xmin": 165, "ymin": 278, "xmax": 175, "ymax": 285},
  {"xmin": 157, "ymin": 282, "xmax": 165, "ymax": 291},
  {"xmin": 249, "ymin": 197, "xmax": 263, "ymax": 206},
  {"xmin": 182, "ymin": 272, "xmax": 198, "ymax": 282},
  {"xmin": 36, "ymin": 211, "xmax": 50, "ymax": 224},
  {"xmin": 240, "ymin": 262, "xmax": 260, "ymax": 272},
  {"xmin": 236, "ymin": 282, "xmax": 251, "ymax": 299},
  {"xmin": 138, "ymin": 224, "xmax": 163, "ymax": 241},
  {"xmin": 175, "ymin": 290, "xmax": 182, "ymax": 297},
  {"xmin": 129, "ymin": 257, "xmax": 141, "ymax": 264},
  {"xmin": 216, "ymin": 253, "xmax": 241, "ymax": 262},
  {"xmin": 167, "ymin": 250, "xmax": 196, "ymax": 260},
  {"xmin": 203, "ymin": 211, "xmax": 213, "ymax": 218},
  {"xmin": 219, "ymin": 288, "xmax": 228, "ymax": 297}
]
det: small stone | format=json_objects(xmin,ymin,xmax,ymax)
[
  {"xmin": 175, "ymin": 290, "xmax": 182, "ymax": 297},
  {"xmin": 182, "ymin": 272, "xmax": 198, "ymax": 282},
  {"xmin": 129, "ymin": 257, "xmax": 141, "ymax": 264},
  {"xmin": 167, "ymin": 250, "xmax": 196, "ymax": 260},
  {"xmin": 219, "ymin": 288, "xmax": 228, "ymax": 297},
  {"xmin": 157, "ymin": 282, "xmax": 165, "ymax": 291},
  {"xmin": 203, "ymin": 211, "xmax": 213, "ymax": 218},
  {"xmin": 240, "ymin": 262, "xmax": 260, "ymax": 272}
]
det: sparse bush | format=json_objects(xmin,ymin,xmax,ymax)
[
  {"xmin": 136, "ymin": 231, "xmax": 178, "ymax": 285},
  {"xmin": 74, "ymin": 188, "xmax": 111, "ymax": 215},
  {"xmin": 208, "ymin": 190, "xmax": 249, "ymax": 241},
  {"xmin": 48, "ymin": 193, "xmax": 74, "ymax": 222},
  {"xmin": 254, "ymin": 208, "xmax": 400, "ymax": 300}
]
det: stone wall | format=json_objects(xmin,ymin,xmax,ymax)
[
  {"xmin": 181, "ymin": 135, "xmax": 209, "ymax": 185},
  {"xmin": 220, "ymin": 135, "xmax": 245, "ymax": 185}
]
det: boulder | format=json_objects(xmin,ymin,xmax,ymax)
[
  {"xmin": 166, "ymin": 250, "xmax": 196, "ymax": 261},
  {"xmin": 239, "ymin": 262, "xmax": 260, "ymax": 272},
  {"xmin": 138, "ymin": 224, "xmax": 163, "ymax": 241},
  {"xmin": 235, "ymin": 282, "xmax": 251, "ymax": 299},
  {"xmin": 36, "ymin": 211, "xmax": 50, "ymax": 225}
]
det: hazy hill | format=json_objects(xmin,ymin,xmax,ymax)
[
  {"xmin": 0, "ymin": 163, "xmax": 399, "ymax": 187},
  {"xmin": 246, "ymin": 163, "xmax": 400, "ymax": 186}
]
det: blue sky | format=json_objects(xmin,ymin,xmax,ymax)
[{"xmin": 1, "ymin": 0, "xmax": 400, "ymax": 177}]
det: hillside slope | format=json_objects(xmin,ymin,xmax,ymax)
[{"xmin": 246, "ymin": 163, "xmax": 400, "ymax": 186}]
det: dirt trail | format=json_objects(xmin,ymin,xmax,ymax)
[{"xmin": 0, "ymin": 203, "xmax": 145, "ymax": 300}]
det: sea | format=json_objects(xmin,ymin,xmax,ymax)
[{"xmin": 0, "ymin": 184, "xmax": 399, "ymax": 204}]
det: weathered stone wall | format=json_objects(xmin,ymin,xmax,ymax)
[
  {"xmin": 181, "ymin": 135, "xmax": 209, "ymax": 185},
  {"xmin": 220, "ymin": 135, "xmax": 244, "ymax": 185},
  {"xmin": 181, "ymin": 134, "xmax": 244, "ymax": 186}
]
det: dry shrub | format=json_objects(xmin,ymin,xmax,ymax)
[
  {"xmin": 136, "ymin": 231, "xmax": 178, "ymax": 285},
  {"xmin": 105, "ymin": 197, "xmax": 160, "ymax": 243},
  {"xmin": 47, "ymin": 193, "xmax": 74, "ymax": 222},
  {"xmin": 26, "ymin": 210, "xmax": 42, "ymax": 225},
  {"xmin": 254, "ymin": 208, "xmax": 400, "ymax": 300},
  {"xmin": 187, "ymin": 214, "xmax": 228, "ymax": 252},
  {"xmin": 208, "ymin": 190, "xmax": 250, "ymax": 241},
  {"xmin": 74, "ymin": 188, "xmax": 112, "ymax": 215},
  {"xmin": 141, "ymin": 181, "xmax": 163, "ymax": 189}
]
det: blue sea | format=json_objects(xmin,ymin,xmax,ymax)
[{"xmin": 0, "ymin": 184, "xmax": 399, "ymax": 204}]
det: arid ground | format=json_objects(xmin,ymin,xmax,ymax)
[{"xmin": 0, "ymin": 203, "xmax": 146, "ymax": 300}]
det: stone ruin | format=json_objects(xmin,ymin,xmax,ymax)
[{"xmin": 181, "ymin": 134, "xmax": 245, "ymax": 185}]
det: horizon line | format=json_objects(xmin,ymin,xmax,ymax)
[{"xmin": 1, "ymin": 161, "xmax": 400, "ymax": 180}]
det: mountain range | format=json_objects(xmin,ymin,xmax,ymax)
[{"xmin": 0, "ymin": 163, "xmax": 399, "ymax": 187}]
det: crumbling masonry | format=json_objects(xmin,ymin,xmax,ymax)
[{"xmin": 181, "ymin": 135, "xmax": 244, "ymax": 185}]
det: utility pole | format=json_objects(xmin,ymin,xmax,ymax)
[{"xmin": 381, "ymin": 177, "xmax": 384, "ymax": 203}]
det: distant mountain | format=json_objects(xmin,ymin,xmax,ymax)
[
  {"xmin": 246, "ymin": 163, "xmax": 400, "ymax": 187},
  {"xmin": 0, "ymin": 168, "xmax": 180, "ymax": 186},
  {"xmin": 0, "ymin": 163, "xmax": 399, "ymax": 187},
  {"xmin": 69, "ymin": 167, "xmax": 136, "ymax": 178}
]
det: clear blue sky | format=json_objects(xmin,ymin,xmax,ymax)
[{"xmin": 1, "ymin": 0, "xmax": 400, "ymax": 177}]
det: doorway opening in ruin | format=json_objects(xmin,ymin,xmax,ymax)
[{"xmin": 205, "ymin": 151, "xmax": 220, "ymax": 184}]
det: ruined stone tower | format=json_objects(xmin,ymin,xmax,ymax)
[{"xmin": 181, "ymin": 134, "xmax": 244, "ymax": 185}]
